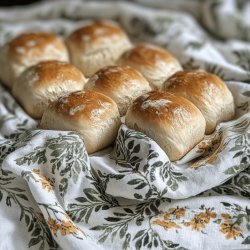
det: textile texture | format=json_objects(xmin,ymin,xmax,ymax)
[{"xmin": 0, "ymin": 0, "xmax": 249, "ymax": 249}]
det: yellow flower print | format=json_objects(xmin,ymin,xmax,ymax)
[
  {"xmin": 191, "ymin": 141, "xmax": 223, "ymax": 168},
  {"xmin": 152, "ymin": 207, "xmax": 186, "ymax": 230},
  {"xmin": 33, "ymin": 168, "xmax": 41, "ymax": 182},
  {"xmin": 41, "ymin": 179, "xmax": 53, "ymax": 192},
  {"xmin": 33, "ymin": 168, "xmax": 53, "ymax": 192},
  {"xmin": 220, "ymin": 220, "xmax": 242, "ymax": 239},
  {"xmin": 163, "ymin": 213, "xmax": 170, "ymax": 220},
  {"xmin": 196, "ymin": 134, "xmax": 221, "ymax": 154},
  {"xmin": 59, "ymin": 220, "xmax": 79, "ymax": 236},
  {"xmin": 47, "ymin": 217, "xmax": 84, "ymax": 237},
  {"xmin": 63, "ymin": 214, "xmax": 86, "ymax": 236},
  {"xmin": 202, "ymin": 209, "xmax": 217, "ymax": 223},
  {"xmin": 184, "ymin": 209, "xmax": 217, "ymax": 231},
  {"xmin": 152, "ymin": 219, "xmax": 181, "ymax": 229},
  {"xmin": 64, "ymin": 213, "xmax": 72, "ymax": 220},
  {"xmin": 184, "ymin": 216, "xmax": 206, "ymax": 232},
  {"xmin": 191, "ymin": 134, "xmax": 223, "ymax": 168},
  {"xmin": 169, "ymin": 207, "xmax": 186, "ymax": 219},
  {"xmin": 204, "ymin": 139, "xmax": 225, "ymax": 165},
  {"xmin": 47, "ymin": 218, "xmax": 59, "ymax": 234},
  {"xmin": 221, "ymin": 213, "xmax": 231, "ymax": 220},
  {"xmin": 197, "ymin": 141, "xmax": 210, "ymax": 154}
]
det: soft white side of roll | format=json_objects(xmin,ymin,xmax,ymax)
[
  {"xmin": 85, "ymin": 65, "xmax": 151, "ymax": 116},
  {"xmin": 163, "ymin": 70, "xmax": 235, "ymax": 134},
  {"xmin": 118, "ymin": 43, "xmax": 182, "ymax": 90},
  {"xmin": 12, "ymin": 61, "xmax": 86, "ymax": 119},
  {"xmin": 0, "ymin": 32, "xmax": 69, "ymax": 88},
  {"xmin": 40, "ymin": 90, "xmax": 121, "ymax": 154},
  {"xmin": 65, "ymin": 20, "xmax": 131, "ymax": 77},
  {"xmin": 125, "ymin": 91, "xmax": 206, "ymax": 161}
]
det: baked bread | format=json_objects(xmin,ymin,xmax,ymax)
[
  {"xmin": 85, "ymin": 65, "xmax": 151, "ymax": 116},
  {"xmin": 125, "ymin": 91, "xmax": 206, "ymax": 161},
  {"xmin": 65, "ymin": 20, "xmax": 131, "ymax": 77},
  {"xmin": 40, "ymin": 90, "xmax": 121, "ymax": 154},
  {"xmin": 12, "ymin": 60, "xmax": 86, "ymax": 119},
  {"xmin": 163, "ymin": 70, "xmax": 235, "ymax": 134},
  {"xmin": 0, "ymin": 31, "xmax": 69, "ymax": 88},
  {"xmin": 118, "ymin": 43, "xmax": 182, "ymax": 90}
]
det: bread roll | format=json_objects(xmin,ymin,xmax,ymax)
[
  {"xmin": 0, "ymin": 32, "xmax": 69, "ymax": 88},
  {"xmin": 85, "ymin": 65, "xmax": 151, "ymax": 116},
  {"xmin": 163, "ymin": 70, "xmax": 235, "ymax": 134},
  {"xmin": 118, "ymin": 43, "xmax": 182, "ymax": 90},
  {"xmin": 125, "ymin": 91, "xmax": 206, "ymax": 161},
  {"xmin": 12, "ymin": 60, "xmax": 86, "ymax": 119},
  {"xmin": 65, "ymin": 20, "xmax": 131, "ymax": 77},
  {"xmin": 40, "ymin": 90, "xmax": 121, "ymax": 154}
]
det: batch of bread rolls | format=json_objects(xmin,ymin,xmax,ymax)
[{"xmin": 0, "ymin": 20, "xmax": 235, "ymax": 161}]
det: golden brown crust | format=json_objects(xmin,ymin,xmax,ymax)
[
  {"xmin": 130, "ymin": 91, "xmax": 200, "ymax": 125},
  {"xmin": 30, "ymin": 60, "xmax": 85, "ymax": 88},
  {"xmin": 164, "ymin": 70, "xmax": 228, "ymax": 96},
  {"xmin": 125, "ymin": 90, "xmax": 206, "ymax": 161},
  {"xmin": 163, "ymin": 70, "xmax": 235, "ymax": 134},
  {"xmin": 8, "ymin": 32, "xmax": 66, "ymax": 60},
  {"xmin": 66, "ymin": 20, "xmax": 127, "ymax": 47},
  {"xmin": 51, "ymin": 90, "xmax": 117, "ymax": 120},
  {"xmin": 65, "ymin": 20, "xmax": 131, "ymax": 77},
  {"xmin": 87, "ymin": 65, "xmax": 148, "ymax": 91},
  {"xmin": 120, "ymin": 44, "xmax": 178, "ymax": 68}
]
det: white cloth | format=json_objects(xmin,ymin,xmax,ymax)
[{"xmin": 0, "ymin": 1, "xmax": 249, "ymax": 250}]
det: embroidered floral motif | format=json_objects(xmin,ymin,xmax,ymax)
[
  {"xmin": 221, "ymin": 213, "xmax": 231, "ymax": 220},
  {"xmin": 47, "ymin": 217, "xmax": 82, "ymax": 236},
  {"xmin": 218, "ymin": 206, "xmax": 245, "ymax": 241},
  {"xmin": 153, "ymin": 219, "xmax": 181, "ymax": 229},
  {"xmin": 168, "ymin": 207, "xmax": 186, "ymax": 219},
  {"xmin": 220, "ymin": 220, "xmax": 242, "ymax": 239},
  {"xmin": 152, "ymin": 207, "xmax": 186, "ymax": 231},
  {"xmin": 33, "ymin": 168, "xmax": 53, "ymax": 192},
  {"xmin": 196, "ymin": 134, "xmax": 221, "ymax": 155},
  {"xmin": 184, "ymin": 208, "xmax": 217, "ymax": 231},
  {"xmin": 48, "ymin": 218, "xmax": 59, "ymax": 234},
  {"xmin": 59, "ymin": 220, "xmax": 79, "ymax": 236},
  {"xmin": 191, "ymin": 133, "xmax": 226, "ymax": 169}
]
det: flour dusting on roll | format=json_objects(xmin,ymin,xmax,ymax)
[
  {"xmin": 40, "ymin": 90, "xmax": 121, "ymax": 154},
  {"xmin": 125, "ymin": 91, "xmax": 206, "ymax": 161},
  {"xmin": 66, "ymin": 20, "xmax": 131, "ymax": 77},
  {"xmin": 85, "ymin": 65, "xmax": 151, "ymax": 116},
  {"xmin": 12, "ymin": 60, "xmax": 86, "ymax": 119},
  {"xmin": 118, "ymin": 43, "xmax": 182, "ymax": 90},
  {"xmin": 163, "ymin": 70, "xmax": 235, "ymax": 134},
  {"xmin": 0, "ymin": 31, "xmax": 69, "ymax": 88}
]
